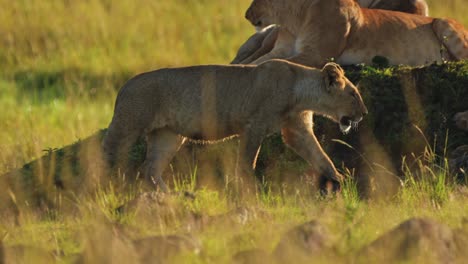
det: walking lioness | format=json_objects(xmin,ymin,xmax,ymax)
[{"xmin": 102, "ymin": 60, "xmax": 367, "ymax": 192}]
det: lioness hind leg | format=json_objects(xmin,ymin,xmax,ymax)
[
  {"xmin": 143, "ymin": 128, "xmax": 186, "ymax": 192},
  {"xmin": 236, "ymin": 124, "xmax": 270, "ymax": 193},
  {"xmin": 432, "ymin": 18, "xmax": 468, "ymax": 60},
  {"xmin": 281, "ymin": 111, "xmax": 342, "ymax": 194}
]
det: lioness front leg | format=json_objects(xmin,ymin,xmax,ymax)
[
  {"xmin": 237, "ymin": 26, "xmax": 280, "ymax": 64},
  {"xmin": 250, "ymin": 28, "xmax": 296, "ymax": 65},
  {"xmin": 231, "ymin": 25, "xmax": 280, "ymax": 64},
  {"xmin": 143, "ymin": 128, "xmax": 186, "ymax": 192},
  {"xmin": 281, "ymin": 111, "xmax": 342, "ymax": 193}
]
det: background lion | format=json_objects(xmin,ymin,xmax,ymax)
[
  {"xmin": 102, "ymin": 61, "xmax": 367, "ymax": 192},
  {"xmin": 359, "ymin": 0, "xmax": 428, "ymax": 16},
  {"xmin": 233, "ymin": 0, "xmax": 467, "ymax": 67},
  {"xmin": 231, "ymin": 0, "xmax": 430, "ymax": 64}
]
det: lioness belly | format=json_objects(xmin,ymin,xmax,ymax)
[{"xmin": 149, "ymin": 104, "xmax": 245, "ymax": 142}]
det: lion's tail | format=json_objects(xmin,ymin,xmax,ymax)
[{"xmin": 432, "ymin": 18, "xmax": 468, "ymax": 60}]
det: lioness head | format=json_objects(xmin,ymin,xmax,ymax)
[
  {"xmin": 245, "ymin": 0, "xmax": 276, "ymax": 30},
  {"xmin": 320, "ymin": 63, "xmax": 368, "ymax": 133}
]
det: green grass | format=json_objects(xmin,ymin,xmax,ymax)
[{"xmin": 0, "ymin": 0, "xmax": 467, "ymax": 263}]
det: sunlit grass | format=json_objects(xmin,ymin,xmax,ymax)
[{"xmin": 0, "ymin": 0, "xmax": 254, "ymax": 74}]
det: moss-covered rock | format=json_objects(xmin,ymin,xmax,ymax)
[{"xmin": 2, "ymin": 61, "xmax": 468, "ymax": 210}]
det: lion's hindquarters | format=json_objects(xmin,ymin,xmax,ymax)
[
  {"xmin": 432, "ymin": 18, "xmax": 468, "ymax": 60},
  {"xmin": 102, "ymin": 76, "xmax": 161, "ymax": 166},
  {"xmin": 143, "ymin": 129, "xmax": 187, "ymax": 191}
]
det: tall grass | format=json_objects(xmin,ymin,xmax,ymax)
[
  {"xmin": 426, "ymin": 0, "xmax": 468, "ymax": 23},
  {"xmin": 0, "ymin": 0, "xmax": 253, "ymax": 74}
]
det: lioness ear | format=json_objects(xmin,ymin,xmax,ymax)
[{"xmin": 322, "ymin": 62, "xmax": 344, "ymax": 91}]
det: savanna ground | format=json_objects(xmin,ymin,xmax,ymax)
[{"xmin": 0, "ymin": 0, "xmax": 467, "ymax": 263}]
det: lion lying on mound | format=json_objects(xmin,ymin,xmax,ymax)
[
  {"xmin": 102, "ymin": 61, "xmax": 367, "ymax": 192},
  {"xmin": 233, "ymin": 0, "xmax": 467, "ymax": 67},
  {"xmin": 231, "ymin": 0, "xmax": 429, "ymax": 64}
]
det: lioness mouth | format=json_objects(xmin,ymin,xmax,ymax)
[{"xmin": 339, "ymin": 116, "xmax": 353, "ymax": 134}]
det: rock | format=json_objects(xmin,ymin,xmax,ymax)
[
  {"xmin": 449, "ymin": 145, "xmax": 468, "ymax": 182},
  {"xmin": 232, "ymin": 249, "xmax": 273, "ymax": 264},
  {"xmin": 273, "ymin": 221, "xmax": 331, "ymax": 263},
  {"xmin": 133, "ymin": 234, "xmax": 201, "ymax": 263},
  {"xmin": 357, "ymin": 218, "xmax": 467, "ymax": 264},
  {"xmin": 454, "ymin": 111, "xmax": 468, "ymax": 131},
  {"xmin": 77, "ymin": 222, "xmax": 140, "ymax": 264}
]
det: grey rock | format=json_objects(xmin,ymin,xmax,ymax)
[
  {"xmin": 133, "ymin": 234, "xmax": 201, "ymax": 264},
  {"xmin": 356, "ymin": 218, "xmax": 467, "ymax": 264},
  {"xmin": 232, "ymin": 249, "xmax": 273, "ymax": 264},
  {"xmin": 273, "ymin": 220, "xmax": 331, "ymax": 263}
]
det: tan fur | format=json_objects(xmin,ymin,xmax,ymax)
[
  {"xmin": 432, "ymin": 18, "xmax": 468, "ymax": 60},
  {"xmin": 102, "ymin": 61, "xmax": 367, "ymax": 191},
  {"xmin": 235, "ymin": 0, "xmax": 467, "ymax": 67},
  {"xmin": 358, "ymin": 0, "xmax": 428, "ymax": 16}
]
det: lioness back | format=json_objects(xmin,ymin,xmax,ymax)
[
  {"xmin": 359, "ymin": 0, "xmax": 429, "ymax": 16},
  {"xmin": 338, "ymin": 8, "xmax": 444, "ymax": 65},
  {"xmin": 110, "ymin": 63, "xmax": 293, "ymax": 141}
]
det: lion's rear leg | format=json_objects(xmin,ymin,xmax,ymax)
[
  {"xmin": 143, "ymin": 128, "xmax": 186, "ymax": 192},
  {"xmin": 432, "ymin": 18, "xmax": 468, "ymax": 60},
  {"xmin": 235, "ymin": 122, "xmax": 272, "ymax": 197}
]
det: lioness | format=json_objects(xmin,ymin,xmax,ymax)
[
  {"xmin": 102, "ymin": 61, "xmax": 367, "ymax": 192},
  {"xmin": 231, "ymin": 0, "xmax": 429, "ymax": 64},
  {"xmin": 234, "ymin": 0, "xmax": 467, "ymax": 66}
]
